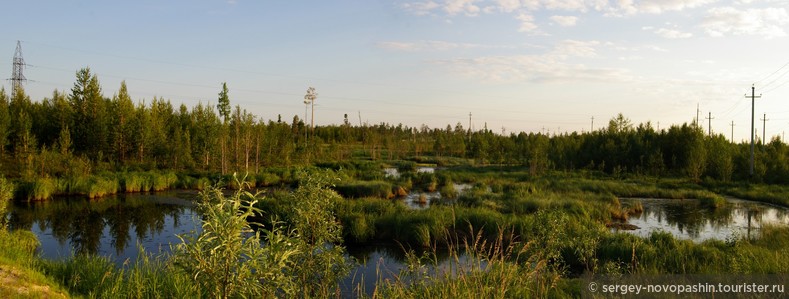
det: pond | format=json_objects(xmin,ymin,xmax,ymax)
[
  {"xmin": 8, "ymin": 191, "xmax": 200, "ymax": 262},
  {"xmin": 618, "ymin": 197, "xmax": 789, "ymax": 242},
  {"xmin": 6, "ymin": 191, "xmax": 463, "ymax": 298},
  {"xmin": 401, "ymin": 183, "xmax": 472, "ymax": 209}
]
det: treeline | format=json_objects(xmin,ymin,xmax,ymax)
[{"xmin": 1, "ymin": 67, "xmax": 788, "ymax": 183}]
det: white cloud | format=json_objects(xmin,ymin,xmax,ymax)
[
  {"xmin": 654, "ymin": 27, "xmax": 693, "ymax": 38},
  {"xmin": 605, "ymin": 0, "xmax": 717, "ymax": 16},
  {"xmin": 435, "ymin": 55, "xmax": 631, "ymax": 83},
  {"xmin": 401, "ymin": 0, "xmax": 721, "ymax": 34},
  {"xmin": 550, "ymin": 15, "xmax": 579, "ymax": 26},
  {"xmin": 493, "ymin": 0, "xmax": 523, "ymax": 12},
  {"xmin": 402, "ymin": 1, "xmax": 440, "ymax": 16},
  {"xmin": 443, "ymin": 0, "xmax": 482, "ymax": 16},
  {"xmin": 516, "ymin": 13, "xmax": 539, "ymax": 32},
  {"xmin": 553, "ymin": 40, "xmax": 599, "ymax": 57},
  {"xmin": 431, "ymin": 40, "xmax": 629, "ymax": 83},
  {"xmin": 637, "ymin": 0, "xmax": 717, "ymax": 14},
  {"xmin": 542, "ymin": 0, "xmax": 589, "ymax": 11},
  {"xmin": 702, "ymin": 6, "xmax": 789, "ymax": 38},
  {"xmin": 377, "ymin": 40, "xmax": 514, "ymax": 51}
]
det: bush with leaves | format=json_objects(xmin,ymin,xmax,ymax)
[
  {"xmin": 0, "ymin": 177, "xmax": 13, "ymax": 228},
  {"xmin": 172, "ymin": 171, "xmax": 352, "ymax": 298},
  {"xmin": 282, "ymin": 170, "xmax": 353, "ymax": 297},
  {"xmin": 171, "ymin": 181, "xmax": 301, "ymax": 298}
]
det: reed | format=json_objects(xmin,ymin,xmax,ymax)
[
  {"xmin": 15, "ymin": 178, "xmax": 57, "ymax": 201},
  {"xmin": 372, "ymin": 226, "xmax": 561, "ymax": 298},
  {"xmin": 335, "ymin": 180, "xmax": 394, "ymax": 199}
]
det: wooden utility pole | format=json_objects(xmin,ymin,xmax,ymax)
[
  {"xmin": 705, "ymin": 112, "xmax": 714, "ymax": 136},
  {"xmin": 745, "ymin": 85, "xmax": 761, "ymax": 177},
  {"xmin": 730, "ymin": 121, "xmax": 735, "ymax": 142},
  {"xmin": 760, "ymin": 113, "xmax": 769, "ymax": 144},
  {"xmin": 468, "ymin": 112, "xmax": 472, "ymax": 132},
  {"xmin": 696, "ymin": 103, "xmax": 700, "ymax": 128}
]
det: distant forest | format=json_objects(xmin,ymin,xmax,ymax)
[{"xmin": 1, "ymin": 67, "xmax": 788, "ymax": 183}]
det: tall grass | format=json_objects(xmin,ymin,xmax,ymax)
[
  {"xmin": 40, "ymin": 249, "xmax": 199, "ymax": 298},
  {"xmin": 0, "ymin": 229, "xmax": 70, "ymax": 298},
  {"xmin": 335, "ymin": 180, "xmax": 394, "ymax": 199},
  {"xmin": 372, "ymin": 227, "xmax": 561, "ymax": 298},
  {"xmin": 12, "ymin": 171, "xmax": 183, "ymax": 201},
  {"xmin": 15, "ymin": 178, "xmax": 57, "ymax": 201}
]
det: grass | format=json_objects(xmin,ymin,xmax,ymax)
[
  {"xmin": 335, "ymin": 180, "xmax": 394, "ymax": 199},
  {"xmin": 4, "ymin": 165, "xmax": 789, "ymax": 297},
  {"xmin": 12, "ymin": 171, "xmax": 183, "ymax": 201},
  {"xmin": 0, "ymin": 230, "xmax": 70, "ymax": 298},
  {"xmin": 39, "ymin": 250, "xmax": 199, "ymax": 298},
  {"xmin": 708, "ymin": 182, "xmax": 789, "ymax": 207},
  {"xmin": 371, "ymin": 227, "xmax": 562, "ymax": 298},
  {"xmin": 15, "ymin": 178, "xmax": 57, "ymax": 201}
]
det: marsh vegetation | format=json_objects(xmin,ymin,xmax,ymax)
[{"xmin": 1, "ymin": 73, "xmax": 789, "ymax": 297}]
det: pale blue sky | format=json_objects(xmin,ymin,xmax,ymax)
[{"xmin": 2, "ymin": 0, "xmax": 789, "ymax": 141}]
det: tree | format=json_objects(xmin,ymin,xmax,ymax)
[
  {"xmin": 69, "ymin": 67, "xmax": 108, "ymax": 158},
  {"xmin": 217, "ymin": 83, "xmax": 231, "ymax": 174},
  {"xmin": 191, "ymin": 102, "xmax": 220, "ymax": 170},
  {"xmin": 607, "ymin": 113, "xmax": 632, "ymax": 134},
  {"xmin": 111, "ymin": 81, "xmax": 135, "ymax": 162},
  {"xmin": 0, "ymin": 88, "xmax": 10, "ymax": 158},
  {"xmin": 9, "ymin": 87, "xmax": 36, "ymax": 177},
  {"xmin": 217, "ymin": 82, "xmax": 231, "ymax": 124}
]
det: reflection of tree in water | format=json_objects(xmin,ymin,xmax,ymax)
[
  {"xmin": 9, "ymin": 194, "xmax": 188, "ymax": 256},
  {"xmin": 638, "ymin": 200, "xmax": 735, "ymax": 239}
]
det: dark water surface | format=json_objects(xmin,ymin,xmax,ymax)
[
  {"xmin": 13, "ymin": 191, "xmax": 782, "ymax": 296},
  {"xmin": 9, "ymin": 191, "xmax": 201, "ymax": 262},
  {"xmin": 7, "ymin": 191, "xmax": 431, "ymax": 297},
  {"xmin": 620, "ymin": 197, "xmax": 789, "ymax": 241}
]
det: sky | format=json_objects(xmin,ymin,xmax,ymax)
[{"xmin": 2, "ymin": 0, "xmax": 789, "ymax": 142}]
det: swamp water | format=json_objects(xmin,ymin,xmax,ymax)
[
  {"xmin": 7, "ymin": 191, "xmax": 464, "ymax": 297},
  {"xmin": 619, "ymin": 197, "xmax": 789, "ymax": 241}
]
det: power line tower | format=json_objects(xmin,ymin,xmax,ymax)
[
  {"xmin": 10, "ymin": 40, "xmax": 27, "ymax": 98},
  {"xmin": 745, "ymin": 85, "xmax": 761, "ymax": 177},
  {"xmin": 590, "ymin": 116, "xmax": 594, "ymax": 132},
  {"xmin": 760, "ymin": 113, "xmax": 769, "ymax": 144},
  {"xmin": 705, "ymin": 112, "xmax": 714, "ymax": 136}
]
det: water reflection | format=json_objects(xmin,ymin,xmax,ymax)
[
  {"xmin": 383, "ymin": 166, "xmax": 436, "ymax": 179},
  {"xmin": 8, "ymin": 191, "xmax": 200, "ymax": 262},
  {"xmin": 621, "ymin": 198, "xmax": 789, "ymax": 241},
  {"xmin": 342, "ymin": 244, "xmax": 471, "ymax": 297},
  {"xmin": 402, "ymin": 183, "xmax": 471, "ymax": 209}
]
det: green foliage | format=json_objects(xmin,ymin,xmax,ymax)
[
  {"xmin": 172, "ymin": 172, "xmax": 351, "ymax": 298},
  {"xmin": 216, "ymin": 82, "xmax": 231, "ymax": 123},
  {"xmin": 0, "ymin": 230, "xmax": 39, "ymax": 267},
  {"xmin": 439, "ymin": 182, "xmax": 458, "ymax": 200},
  {"xmin": 0, "ymin": 229, "xmax": 70, "ymax": 298},
  {"xmin": 374, "ymin": 228, "xmax": 561, "ymax": 298},
  {"xmin": 283, "ymin": 172, "xmax": 353, "ymax": 297},
  {"xmin": 41, "ymin": 249, "xmax": 200, "ymax": 298},
  {"xmin": 15, "ymin": 177, "xmax": 56, "ymax": 201},
  {"xmin": 0, "ymin": 177, "xmax": 11, "ymax": 228},
  {"xmin": 172, "ymin": 184, "xmax": 299, "ymax": 298},
  {"xmin": 335, "ymin": 180, "xmax": 393, "ymax": 199}
]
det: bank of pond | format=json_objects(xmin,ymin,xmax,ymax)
[{"xmin": 3, "ymin": 165, "xmax": 789, "ymax": 297}]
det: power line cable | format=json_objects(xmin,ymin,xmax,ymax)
[{"xmin": 755, "ymin": 60, "xmax": 789, "ymax": 85}]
